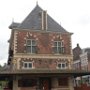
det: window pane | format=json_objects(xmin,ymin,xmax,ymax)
[
  {"xmin": 62, "ymin": 63, "xmax": 65, "ymax": 68},
  {"xmin": 58, "ymin": 47, "xmax": 65, "ymax": 54},
  {"xmin": 61, "ymin": 42, "xmax": 63, "ymax": 46},
  {"xmin": 62, "ymin": 47, "xmax": 64, "ymax": 53},
  {"xmin": 24, "ymin": 63, "xmax": 27, "ymax": 68},
  {"xmin": 58, "ymin": 42, "xmax": 61, "ymax": 46},
  {"xmin": 54, "ymin": 42, "xmax": 57, "ymax": 46},
  {"xmin": 58, "ymin": 64, "xmax": 61, "ymax": 68},
  {"xmin": 32, "ymin": 40, "xmax": 36, "ymax": 46},
  {"xmin": 26, "ymin": 46, "xmax": 31, "ymax": 53},
  {"xmin": 58, "ymin": 47, "xmax": 61, "ymax": 53},
  {"xmin": 27, "ymin": 40, "xmax": 31, "ymax": 45},
  {"xmin": 53, "ymin": 47, "xmax": 57, "ymax": 53},
  {"xmin": 29, "ymin": 63, "xmax": 32, "ymax": 68},
  {"xmin": 32, "ymin": 46, "xmax": 36, "ymax": 53}
]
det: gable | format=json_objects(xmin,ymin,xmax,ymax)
[{"xmin": 9, "ymin": 5, "xmax": 68, "ymax": 33}]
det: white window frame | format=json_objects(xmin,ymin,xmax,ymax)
[
  {"xmin": 22, "ymin": 61, "xmax": 34, "ymax": 69},
  {"xmin": 57, "ymin": 62, "xmax": 67, "ymax": 69},
  {"xmin": 26, "ymin": 39, "xmax": 37, "ymax": 53},
  {"xmin": 53, "ymin": 41, "xmax": 64, "ymax": 54}
]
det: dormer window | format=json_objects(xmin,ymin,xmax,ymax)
[
  {"xmin": 53, "ymin": 41, "xmax": 64, "ymax": 54},
  {"xmin": 26, "ymin": 39, "xmax": 37, "ymax": 53}
]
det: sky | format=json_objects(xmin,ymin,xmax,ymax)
[{"xmin": 0, "ymin": 0, "xmax": 90, "ymax": 65}]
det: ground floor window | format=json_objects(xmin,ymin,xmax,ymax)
[
  {"xmin": 18, "ymin": 79, "xmax": 37, "ymax": 87},
  {"xmin": 58, "ymin": 77, "xmax": 68, "ymax": 86}
]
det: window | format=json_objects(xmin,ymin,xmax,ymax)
[
  {"xmin": 26, "ymin": 39, "xmax": 37, "ymax": 53},
  {"xmin": 58, "ymin": 62, "xmax": 67, "ymax": 69},
  {"xmin": 58, "ymin": 77, "xmax": 68, "ymax": 86},
  {"xmin": 18, "ymin": 79, "xmax": 37, "ymax": 87},
  {"xmin": 22, "ymin": 61, "xmax": 33, "ymax": 69},
  {"xmin": 53, "ymin": 41, "xmax": 64, "ymax": 54}
]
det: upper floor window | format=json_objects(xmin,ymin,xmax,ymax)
[
  {"xmin": 53, "ymin": 41, "xmax": 64, "ymax": 54},
  {"xmin": 26, "ymin": 39, "xmax": 37, "ymax": 53}
]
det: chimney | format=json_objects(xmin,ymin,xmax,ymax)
[
  {"xmin": 41, "ymin": 10, "xmax": 47, "ymax": 30},
  {"xmin": 77, "ymin": 43, "xmax": 79, "ymax": 47}
]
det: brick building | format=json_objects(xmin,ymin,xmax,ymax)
[
  {"xmin": 1, "ymin": 4, "xmax": 90, "ymax": 90},
  {"xmin": 73, "ymin": 44, "xmax": 82, "ymax": 70},
  {"xmin": 73, "ymin": 44, "xmax": 90, "ymax": 71},
  {"xmin": 80, "ymin": 48, "xmax": 90, "ymax": 71},
  {"xmin": 73, "ymin": 45, "xmax": 90, "ymax": 89},
  {"xmin": 8, "ymin": 4, "xmax": 74, "ymax": 90}
]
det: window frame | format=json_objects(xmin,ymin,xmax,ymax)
[
  {"xmin": 53, "ymin": 41, "xmax": 64, "ymax": 54},
  {"xmin": 26, "ymin": 39, "xmax": 37, "ymax": 54},
  {"xmin": 57, "ymin": 62, "xmax": 67, "ymax": 69},
  {"xmin": 22, "ymin": 61, "xmax": 34, "ymax": 69}
]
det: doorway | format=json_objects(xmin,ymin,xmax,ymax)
[{"xmin": 39, "ymin": 78, "xmax": 51, "ymax": 90}]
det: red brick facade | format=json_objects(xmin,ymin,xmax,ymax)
[
  {"xmin": 16, "ymin": 31, "xmax": 71, "ymax": 54},
  {"xmin": 7, "ymin": 4, "xmax": 74, "ymax": 90}
]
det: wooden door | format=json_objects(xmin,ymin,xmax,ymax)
[{"xmin": 40, "ymin": 78, "xmax": 51, "ymax": 90}]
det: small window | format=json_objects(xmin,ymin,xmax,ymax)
[
  {"xmin": 58, "ymin": 62, "xmax": 67, "ymax": 69},
  {"xmin": 22, "ymin": 61, "xmax": 33, "ymax": 69},
  {"xmin": 26, "ymin": 39, "xmax": 37, "ymax": 53}
]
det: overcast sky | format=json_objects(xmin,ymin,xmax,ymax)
[{"xmin": 0, "ymin": 0, "xmax": 90, "ymax": 65}]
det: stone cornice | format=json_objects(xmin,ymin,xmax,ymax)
[
  {"xmin": 13, "ymin": 28, "xmax": 71, "ymax": 34},
  {"xmin": 14, "ymin": 53, "xmax": 73, "ymax": 59}
]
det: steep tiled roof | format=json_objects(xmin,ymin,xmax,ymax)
[{"xmin": 9, "ymin": 5, "xmax": 68, "ymax": 33}]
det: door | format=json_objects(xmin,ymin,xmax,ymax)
[{"xmin": 40, "ymin": 78, "xmax": 51, "ymax": 90}]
